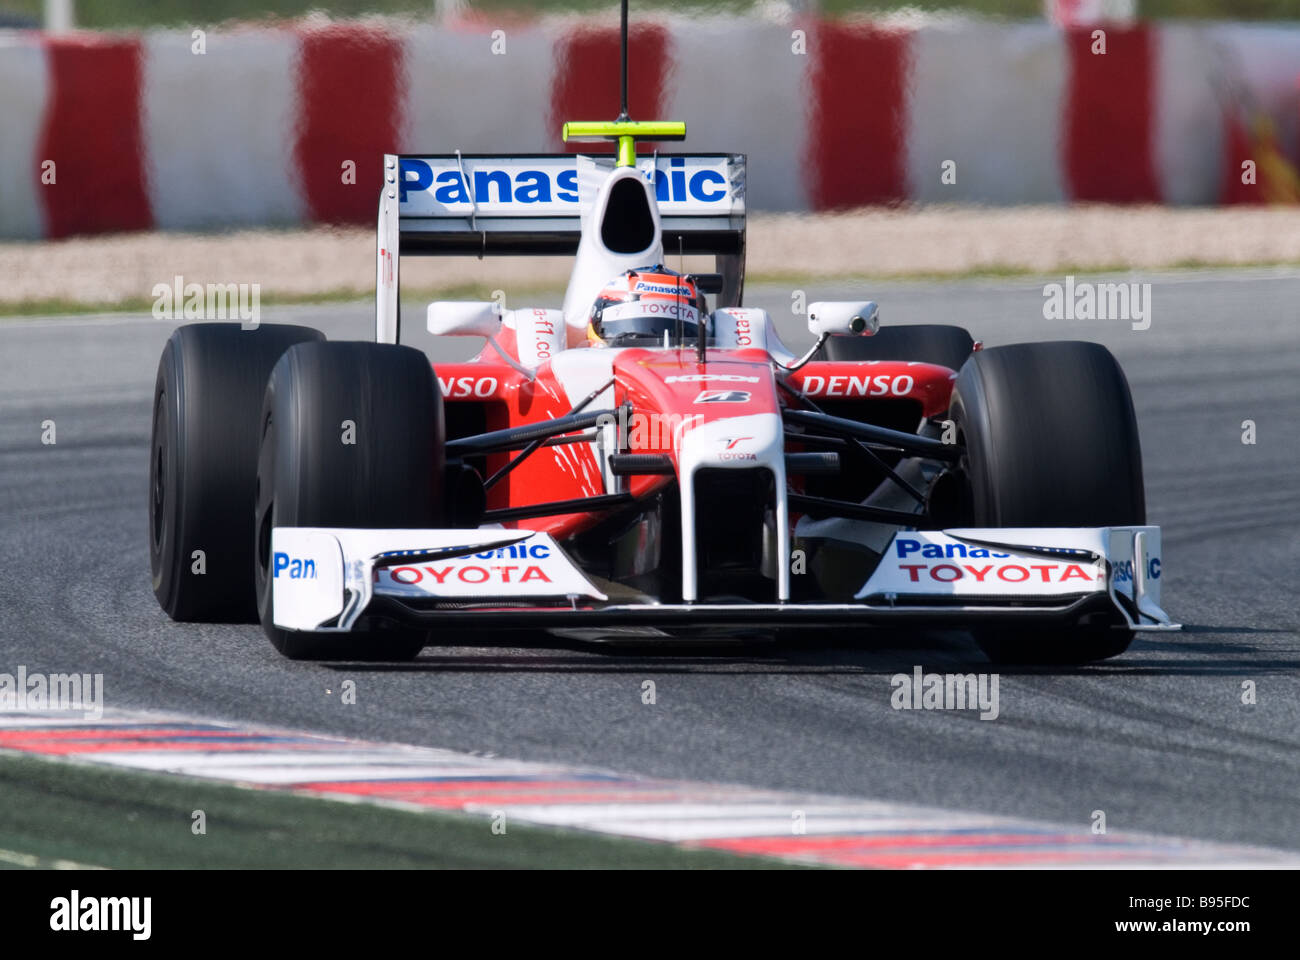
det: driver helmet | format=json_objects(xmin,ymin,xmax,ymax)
[{"xmin": 587, "ymin": 267, "xmax": 708, "ymax": 346}]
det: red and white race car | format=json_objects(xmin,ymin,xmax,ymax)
[{"xmin": 148, "ymin": 119, "xmax": 1176, "ymax": 664}]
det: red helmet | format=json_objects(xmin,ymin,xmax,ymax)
[{"xmin": 587, "ymin": 267, "xmax": 707, "ymax": 345}]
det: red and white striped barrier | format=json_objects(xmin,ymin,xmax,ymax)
[{"xmin": 2, "ymin": 16, "xmax": 1300, "ymax": 239}]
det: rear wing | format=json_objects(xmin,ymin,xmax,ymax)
[{"xmin": 376, "ymin": 152, "xmax": 746, "ymax": 343}]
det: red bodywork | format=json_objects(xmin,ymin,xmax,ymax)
[{"xmin": 434, "ymin": 339, "xmax": 956, "ymax": 541}]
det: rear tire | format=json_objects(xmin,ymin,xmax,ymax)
[
  {"xmin": 950, "ymin": 341, "xmax": 1145, "ymax": 664},
  {"xmin": 254, "ymin": 341, "xmax": 444, "ymax": 661},
  {"xmin": 818, "ymin": 324, "xmax": 974, "ymax": 372},
  {"xmin": 149, "ymin": 322, "xmax": 324, "ymax": 622}
]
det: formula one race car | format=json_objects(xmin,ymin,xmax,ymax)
[{"xmin": 148, "ymin": 97, "xmax": 1176, "ymax": 665}]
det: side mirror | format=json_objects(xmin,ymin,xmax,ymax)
[
  {"xmin": 807, "ymin": 300, "xmax": 879, "ymax": 337},
  {"xmin": 427, "ymin": 301, "xmax": 501, "ymax": 337}
]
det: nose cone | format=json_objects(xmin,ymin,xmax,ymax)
[
  {"xmin": 613, "ymin": 350, "xmax": 780, "ymax": 450},
  {"xmin": 678, "ymin": 412, "xmax": 784, "ymax": 472}
]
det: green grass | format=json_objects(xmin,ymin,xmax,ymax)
[
  {"xmin": 2, "ymin": 0, "xmax": 1297, "ymax": 30},
  {"xmin": 0, "ymin": 751, "xmax": 797, "ymax": 869},
  {"xmin": 732, "ymin": 257, "xmax": 1300, "ymax": 287},
  {"xmin": 0, "ymin": 283, "xmax": 544, "ymax": 319},
  {"xmin": 0, "ymin": 291, "xmax": 362, "ymax": 320}
]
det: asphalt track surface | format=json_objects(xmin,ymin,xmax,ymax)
[{"xmin": 2, "ymin": 268, "xmax": 1298, "ymax": 854}]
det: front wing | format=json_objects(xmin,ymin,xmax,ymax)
[{"xmin": 269, "ymin": 525, "xmax": 1178, "ymax": 636}]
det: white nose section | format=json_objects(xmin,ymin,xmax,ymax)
[
  {"xmin": 677, "ymin": 413, "xmax": 790, "ymax": 603},
  {"xmin": 562, "ymin": 165, "xmax": 665, "ymax": 336}
]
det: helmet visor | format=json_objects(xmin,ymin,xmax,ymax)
[{"xmin": 598, "ymin": 299, "xmax": 702, "ymax": 342}]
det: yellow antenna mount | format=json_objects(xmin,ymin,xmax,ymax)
[{"xmin": 562, "ymin": 120, "xmax": 687, "ymax": 167}]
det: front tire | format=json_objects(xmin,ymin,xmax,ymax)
[
  {"xmin": 149, "ymin": 322, "xmax": 324, "ymax": 622},
  {"xmin": 950, "ymin": 341, "xmax": 1145, "ymax": 664},
  {"xmin": 254, "ymin": 341, "xmax": 444, "ymax": 661}
]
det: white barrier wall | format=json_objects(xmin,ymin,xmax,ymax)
[
  {"xmin": 907, "ymin": 22, "xmax": 1069, "ymax": 205},
  {"xmin": 665, "ymin": 16, "xmax": 814, "ymax": 212},
  {"xmin": 143, "ymin": 28, "xmax": 305, "ymax": 230},
  {"xmin": 0, "ymin": 34, "xmax": 48, "ymax": 239}
]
